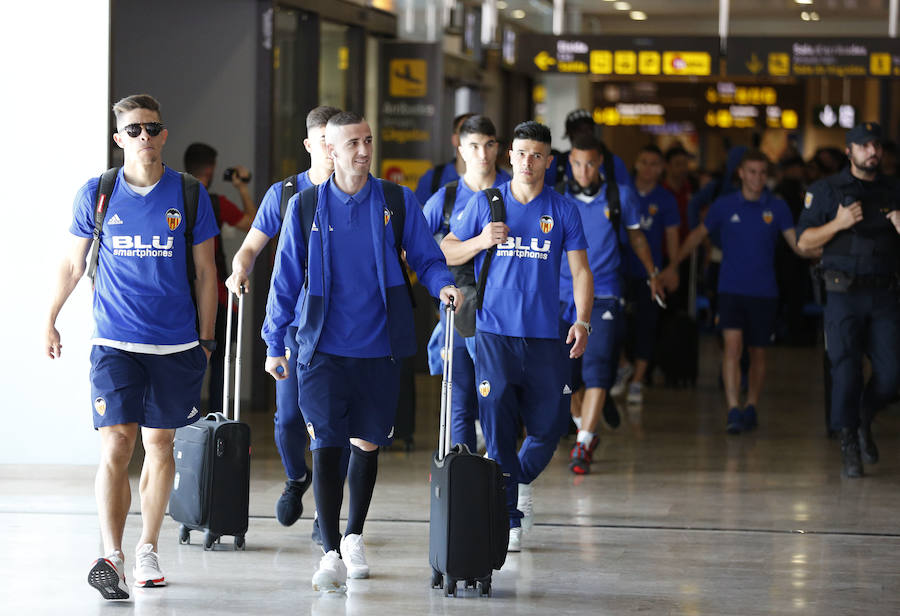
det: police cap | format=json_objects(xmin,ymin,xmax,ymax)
[{"xmin": 846, "ymin": 122, "xmax": 883, "ymax": 146}]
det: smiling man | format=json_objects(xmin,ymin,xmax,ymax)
[
  {"xmin": 45, "ymin": 94, "xmax": 219, "ymax": 600},
  {"xmin": 263, "ymin": 111, "xmax": 461, "ymax": 591}
]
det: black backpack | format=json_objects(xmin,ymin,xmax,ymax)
[
  {"xmin": 279, "ymin": 174, "xmax": 299, "ymax": 221},
  {"xmin": 435, "ymin": 181, "xmax": 477, "ymax": 337},
  {"xmin": 293, "ymin": 179, "xmax": 414, "ymax": 306},
  {"xmin": 86, "ymin": 167, "xmax": 200, "ymax": 285},
  {"xmin": 474, "ymin": 187, "xmax": 507, "ymax": 311}
]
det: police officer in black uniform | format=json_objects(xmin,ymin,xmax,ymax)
[{"xmin": 797, "ymin": 122, "xmax": 900, "ymax": 478}]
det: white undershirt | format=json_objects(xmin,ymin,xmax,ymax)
[{"xmin": 124, "ymin": 179, "xmax": 159, "ymax": 196}]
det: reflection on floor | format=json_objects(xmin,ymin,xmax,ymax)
[{"xmin": 2, "ymin": 339, "xmax": 899, "ymax": 615}]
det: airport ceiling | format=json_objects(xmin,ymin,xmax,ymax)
[{"xmin": 499, "ymin": 0, "xmax": 893, "ymax": 36}]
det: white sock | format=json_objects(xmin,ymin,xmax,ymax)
[
  {"xmin": 576, "ymin": 430, "xmax": 595, "ymax": 446},
  {"xmin": 572, "ymin": 416, "xmax": 583, "ymax": 430}
]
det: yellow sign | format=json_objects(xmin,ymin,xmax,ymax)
[
  {"xmin": 662, "ymin": 52, "xmax": 711, "ymax": 76},
  {"xmin": 745, "ymin": 53, "xmax": 763, "ymax": 75},
  {"xmin": 870, "ymin": 53, "xmax": 891, "ymax": 76},
  {"xmin": 638, "ymin": 51, "xmax": 661, "ymax": 75},
  {"xmin": 389, "ymin": 59, "xmax": 427, "ymax": 97},
  {"xmin": 614, "ymin": 50, "xmax": 636, "ymax": 75},
  {"xmin": 532, "ymin": 85, "xmax": 547, "ymax": 104},
  {"xmin": 534, "ymin": 51, "xmax": 556, "ymax": 71},
  {"xmin": 590, "ymin": 50, "xmax": 612, "ymax": 74},
  {"xmin": 781, "ymin": 109, "xmax": 799, "ymax": 130},
  {"xmin": 338, "ymin": 47, "xmax": 349, "ymax": 71},
  {"xmin": 380, "ymin": 159, "xmax": 433, "ymax": 192},
  {"xmin": 768, "ymin": 53, "xmax": 790, "ymax": 76}
]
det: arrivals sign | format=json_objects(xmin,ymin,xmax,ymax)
[
  {"xmin": 378, "ymin": 42, "xmax": 443, "ymax": 192},
  {"xmin": 515, "ymin": 34, "xmax": 718, "ymax": 77},
  {"xmin": 727, "ymin": 37, "xmax": 900, "ymax": 78}
]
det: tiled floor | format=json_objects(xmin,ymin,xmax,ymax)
[{"xmin": 3, "ymin": 338, "xmax": 899, "ymax": 615}]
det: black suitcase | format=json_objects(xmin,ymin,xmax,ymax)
[
  {"xmin": 170, "ymin": 289, "xmax": 251, "ymax": 550},
  {"xmin": 429, "ymin": 299, "xmax": 508, "ymax": 597}
]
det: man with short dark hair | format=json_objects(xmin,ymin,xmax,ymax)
[
  {"xmin": 674, "ymin": 150, "xmax": 816, "ymax": 434},
  {"xmin": 183, "ymin": 142, "xmax": 256, "ymax": 413},
  {"xmin": 226, "ymin": 105, "xmax": 340, "ymax": 532},
  {"xmin": 424, "ymin": 114, "xmax": 510, "ymax": 451},
  {"xmin": 442, "ymin": 120, "xmax": 593, "ymax": 551},
  {"xmin": 415, "ymin": 112, "xmax": 476, "ymax": 204},
  {"xmin": 797, "ymin": 122, "xmax": 900, "ymax": 478},
  {"xmin": 264, "ymin": 111, "xmax": 461, "ymax": 591},
  {"xmin": 46, "ymin": 94, "xmax": 219, "ymax": 599}
]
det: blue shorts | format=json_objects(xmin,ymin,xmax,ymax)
[
  {"xmin": 296, "ymin": 352, "xmax": 401, "ymax": 450},
  {"xmin": 717, "ymin": 293, "xmax": 778, "ymax": 347},
  {"xmin": 580, "ymin": 297, "xmax": 623, "ymax": 389},
  {"xmin": 89, "ymin": 345, "xmax": 207, "ymax": 429}
]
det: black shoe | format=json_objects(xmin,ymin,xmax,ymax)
[
  {"xmin": 858, "ymin": 424, "xmax": 879, "ymax": 465},
  {"xmin": 275, "ymin": 475, "xmax": 311, "ymax": 526},
  {"xmin": 311, "ymin": 515, "xmax": 323, "ymax": 546},
  {"xmin": 840, "ymin": 428, "xmax": 863, "ymax": 478}
]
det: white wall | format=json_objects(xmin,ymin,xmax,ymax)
[{"xmin": 0, "ymin": 2, "xmax": 110, "ymax": 464}]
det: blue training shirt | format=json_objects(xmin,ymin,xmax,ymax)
[
  {"xmin": 252, "ymin": 170, "xmax": 315, "ymax": 238},
  {"xmin": 624, "ymin": 184, "xmax": 681, "ymax": 278},
  {"xmin": 70, "ymin": 166, "xmax": 219, "ymax": 345},
  {"xmin": 415, "ymin": 162, "xmax": 460, "ymax": 205},
  {"xmin": 451, "ymin": 182, "xmax": 587, "ymax": 339},
  {"xmin": 703, "ymin": 190, "xmax": 793, "ymax": 298},
  {"xmin": 559, "ymin": 182, "xmax": 641, "ymax": 319},
  {"xmin": 422, "ymin": 170, "xmax": 512, "ymax": 236}
]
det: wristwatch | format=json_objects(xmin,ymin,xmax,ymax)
[
  {"xmin": 199, "ymin": 339, "xmax": 217, "ymax": 352},
  {"xmin": 574, "ymin": 320, "xmax": 592, "ymax": 335}
]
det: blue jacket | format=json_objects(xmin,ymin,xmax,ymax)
[{"xmin": 263, "ymin": 175, "xmax": 455, "ymax": 364}]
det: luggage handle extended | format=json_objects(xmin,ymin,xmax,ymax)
[
  {"xmin": 222, "ymin": 285, "xmax": 246, "ymax": 423},
  {"xmin": 438, "ymin": 297, "xmax": 455, "ymax": 461}
]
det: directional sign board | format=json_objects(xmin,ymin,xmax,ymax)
[
  {"xmin": 727, "ymin": 37, "xmax": 900, "ymax": 78},
  {"xmin": 515, "ymin": 34, "xmax": 719, "ymax": 77}
]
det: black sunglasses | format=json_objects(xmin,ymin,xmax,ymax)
[{"xmin": 119, "ymin": 122, "xmax": 164, "ymax": 138}]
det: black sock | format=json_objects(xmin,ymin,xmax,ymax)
[
  {"xmin": 345, "ymin": 445, "xmax": 379, "ymax": 537},
  {"xmin": 312, "ymin": 447, "xmax": 344, "ymax": 554}
]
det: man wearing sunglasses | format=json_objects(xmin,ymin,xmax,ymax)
[{"xmin": 45, "ymin": 94, "xmax": 219, "ymax": 600}]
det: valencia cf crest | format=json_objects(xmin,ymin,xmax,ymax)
[
  {"xmin": 762, "ymin": 210, "xmax": 773, "ymax": 224},
  {"xmin": 539, "ymin": 215, "xmax": 554, "ymax": 234},
  {"xmin": 94, "ymin": 397, "xmax": 107, "ymax": 416},
  {"xmin": 166, "ymin": 208, "xmax": 183, "ymax": 231},
  {"xmin": 384, "ymin": 207, "xmax": 391, "ymax": 226},
  {"xmin": 804, "ymin": 192, "xmax": 813, "ymax": 209},
  {"xmin": 604, "ymin": 207, "xmax": 611, "ymax": 220},
  {"xmin": 648, "ymin": 204, "xmax": 658, "ymax": 216},
  {"xmin": 479, "ymin": 380, "xmax": 491, "ymax": 398}
]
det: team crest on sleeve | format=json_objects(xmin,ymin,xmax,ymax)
[
  {"xmin": 166, "ymin": 208, "xmax": 183, "ymax": 231},
  {"xmin": 306, "ymin": 422, "xmax": 316, "ymax": 440},
  {"xmin": 648, "ymin": 204, "xmax": 658, "ymax": 216},
  {"xmin": 604, "ymin": 207, "xmax": 611, "ymax": 220},
  {"xmin": 762, "ymin": 210, "xmax": 773, "ymax": 224},
  {"xmin": 94, "ymin": 397, "xmax": 107, "ymax": 416},
  {"xmin": 479, "ymin": 380, "xmax": 491, "ymax": 397},
  {"xmin": 804, "ymin": 192, "xmax": 813, "ymax": 209},
  {"xmin": 539, "ymin": 215, "xmax": 554, "ymax": 233},
  {"xmin": 384, "ymin": 207, "xmax": 391, "ymax": 226}
]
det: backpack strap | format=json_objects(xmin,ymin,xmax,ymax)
[
  {"xmin": 280, "ymin": 174, "xmax": 298, "ymax": 222},
  {"xmin": 441, "ymin": 180, "xmax": 458, "ymax": 236},
  {"xmin": 380, "ymin": 179, "xmax": 415, "ymax": 307},
  {"xmin": 430, "ymin": 162, "xmax": 447, "ymax": 195},
  {"xmin": 475, "ymin": 187, "xmax": 506, "ymax": 310},
  {"xmin": 86, "ymin": 167, "xmax": 120, "ymax": 284},
  {"xmin": 297, "ymin": 185, "xmax": 319, "ymax": 283},
  {"xmin": 600, "ymin": 145, "xmax": 621, "ymax": 234},
  {"xmin": 181, "ymin": 173, "xmax": 200, "ymax": 284}
]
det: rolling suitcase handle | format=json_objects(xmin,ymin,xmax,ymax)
[
  {"xmin": 222, "ymin": 285, "xmax": 246, "ymax": 423},
  {"xmin": 438, "ymin": 297, "xmax": 455, "ymax": 461}
]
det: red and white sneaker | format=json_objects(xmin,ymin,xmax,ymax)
[
  {"xmin": 87, "ymin": 552, "xmax": 129, "ymax": 600},
  {"xmin": 568, "ymin": 436, "xmax": 599, "ymax": 475},
  {"xmin": 132, "ymin": 543, "xmax": 166, "ymax": 587}
]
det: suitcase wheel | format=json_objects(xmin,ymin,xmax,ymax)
[
  {"xmin": 444, "ymin": 578, "xmax": 457, "ymax": 597},
  {"xmin": 465, "ymin": 579, "xmax": 476, "ymax": 589},
  {"xmin": 479, "ymin": 579, "xmax": 492, "ymax": 597},
  {"xmin": 178, "ymin": 525, "xmax": 190, "ymax": 545},
  {"xmin": 234, "ymin": 535, "xmax": 246, "ymax": 551},
  {"xmin": 430, "ymin": 569, "xmax": 443, "ymax": 589},
  {"xmin": 203, "ymin": 531, "xmax": 217, "ymax": 551}
]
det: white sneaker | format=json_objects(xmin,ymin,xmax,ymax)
[
  {"xmin": 507, "ymin": 527, "xmax": 522, "ymax": 552},
  {"xmin": 133, "ymin": 543, "xmax": 166, "ymax": 587},
  {"xmin": 88, "ymin": 552, "xmax": 129, "ymax": 600},
  {"xmin": 312, "ymin": 550, "xmax": 348, "ymax": 593},
  {"xmin": 626, "ymin": 381, "xmax": 644, "ymax": 406},
  {"xmin": 610, "ymin": 363, "xmax": 634, "ymax": 397},
  {"xmin": 517, "ymin": 483, "xmax": 534, "ymax": 532},
  {"xmin": 340, "ymin": 533, "xmax": 370, "ymax": 579}
]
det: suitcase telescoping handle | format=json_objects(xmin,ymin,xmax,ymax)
[
  {"xmin": 222, "ymin": 285, "xmax": 246, "ymax": 422},
  {"xmin": 438, "ymin": 297, "xmax": 455, "ymax": 461}
]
